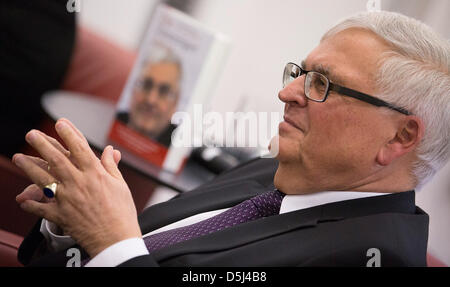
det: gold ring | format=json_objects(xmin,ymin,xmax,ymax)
[{"xmin": 43, "ymin": 182, "xmax": 57, "ymax": 198}]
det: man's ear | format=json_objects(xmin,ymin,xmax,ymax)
[{"xmin": 376, "ymin": 116, "xmax": 424, "ymax": 166}]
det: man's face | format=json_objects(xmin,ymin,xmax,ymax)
[
  {"xmin": 129, "ymin": 61, "xmax": 180, "ymax": 137},
  {"xmin": 274, "ymin": 28, "xmax": 401, "ymax": 194}
]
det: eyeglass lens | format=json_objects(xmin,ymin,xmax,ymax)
[
  {"xmin": 306, "ymin": 72, "xmax": 329, "ymax": 101},
  {"xmin": 283, "ymin": 64, "xmax": 329, "ymax": 101},
  {"xmin": 283, "ymin": 63, "xmax": 300, "ymax": 87}
]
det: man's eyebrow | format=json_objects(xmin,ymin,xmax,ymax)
[
  {"xmin": 300, "ymin": 60, "xmax": 305, "ymax": 69},
  {"xmin": 301, "ymin": 60, "xmax": 346, "ymax": 86}
]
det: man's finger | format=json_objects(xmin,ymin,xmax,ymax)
[
  {"xmin": 16, "ymin": 184, "xmax": 55, "ymax": 204},
  {"xmin": 13, "ymin": 154, "xmax": 48, "ymax": 171},
  {"xmin": 20, "ymin": 200, "xmax": 59, "ymax": 223},
  {"xmin": 13, "ymin": 154, "xmax": 59, "ymax": 188},
  {"xmin": 113, "ymin": 149, "xmax": 121, "ymax": 165},
  {"xmin": 25, "ymin": 130, "xmax": 78, "ymax": 182},
  {"xmin": 13, "ymin": 154, "xmax": 74, "ymax": 182},
  {"xmin": 58, "ymin": 118, "xmax": 86, "ymax": 140},
  {"xmin": 101, "ymin": 146, "xmax": 122, "ymax": 178},
  {"xmin": 37, "ymin": 130, "xmax": 71, "ymax": 158},
  {"xmin": 54, "ymin": 120, "xmax": 99, "ymax": 170}
]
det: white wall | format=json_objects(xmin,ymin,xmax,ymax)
[
  {"xmin": 79, "ymin": 0, "xmax": 450, "ymax": 265},
  {"xmin": 78, "ymin": 0, "xmax": 158, "ymax": 50},
  {"xmin": 385, "ymin": 0, "xmax": 450, "ymax": 39},
  {"xmin": 191, "ymin": 0, "xmax": 371, "ymax": 115}
]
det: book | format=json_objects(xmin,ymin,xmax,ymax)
[{"xmin": 108, "ymin": 4, "xmax": 231, "ymax": 173}]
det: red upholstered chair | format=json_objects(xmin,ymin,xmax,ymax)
[
  {"xmin": 0, "ymin": 229, "xmax": 23, "ymax": 267},
  {"xmin": 0, "ymin": 154, "xmax": 35, "ymax": 267},
  {"xmin": 0, "ymin": 154, "xmax": 38, "ymax": 237}
]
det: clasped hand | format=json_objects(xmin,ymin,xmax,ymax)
[{"xmin": 13, "ymin": 119, "xmax": 142, "ymax": 257}]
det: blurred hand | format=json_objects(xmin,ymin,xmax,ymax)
[{"xmin": 12, "ymin": 118, "xmax": 140, "ymax": 257}]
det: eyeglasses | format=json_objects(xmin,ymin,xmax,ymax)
[
  {"xmin": 135, "ymin": 78, "xmax": 176, "ymax": 100},
  {"xmin": 282, "ymin": 62, "xmax": 411, "ymax": 115}
]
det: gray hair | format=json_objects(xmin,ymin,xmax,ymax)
[
  {"xmin": 322, "ymin": 11, "xmax": 450, "ymax": 189},
  {"xmin": 146, "ymin": 42, "xmax": 182, "ymax": 70}
]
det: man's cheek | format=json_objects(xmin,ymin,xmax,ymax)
[{"xmin": 277, "ymin": 136, "xmax": 302, "ymax": 162}]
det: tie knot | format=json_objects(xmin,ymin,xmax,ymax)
[{"xmin": 249, "ymin": 189, "xmax": 285, "ymax": 217}]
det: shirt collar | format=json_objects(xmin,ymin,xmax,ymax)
[{"xmin": 279, "ymin": 191, "xmax": 391, "ymax": 214}]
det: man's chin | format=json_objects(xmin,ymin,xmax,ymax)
[
  {"xmin": 273, "ymin": 165, "xmax": 296, "ymax": 194},
  {"xmin": 274, "ymin": 163, "xmax": 314, "ymax": 195}
]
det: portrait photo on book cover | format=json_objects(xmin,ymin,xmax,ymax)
[{"xmin": 117, "ymin": 43, "xmax": 183, "ymax": 147}]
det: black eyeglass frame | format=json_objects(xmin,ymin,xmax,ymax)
[
  {"xmin": 284, "ymin": 62, "xmax": 411, "ymax": 115},
  {"xmin": 135, "ymin": 78, "xmax": 177, "ymax": 100}
]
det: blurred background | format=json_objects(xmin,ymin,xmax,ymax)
[{"xmin": 1, "ymin": 0, "xmax": 448, "ymax": 266}]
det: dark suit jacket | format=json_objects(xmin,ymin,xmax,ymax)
[{"xmin": 18, "ymin": 158, "xmax": 429, "ymax": 266}]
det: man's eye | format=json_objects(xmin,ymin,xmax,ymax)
[
  {"xmin": 158, "ymin": 85, "xmax": 171, "ymax": 96},
  {"xmin": 313, "ymin": 77, "xmax": 326, "ymax": 87}
]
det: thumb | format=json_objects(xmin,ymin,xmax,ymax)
[{"xmin": 101, "ymin": 145, "xmax": 122, "ymax": 178}]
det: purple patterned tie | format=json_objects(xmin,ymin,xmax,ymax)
[{"xmin": 144, "ymin": 189, "xmax": 285, "ymax": 253}]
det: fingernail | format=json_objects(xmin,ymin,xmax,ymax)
[
  {"xmin": 12, "ymin": 154, "xmax": 23, "ymax": 166},
  {"xmin": 20, "ymin": 201, "xmax": 28, "ymax": 210},
  {"xmin": 26, "ymin": 130, "xmax": 38, "ymax": 143},
  {"xmin": 56, "ymin": 121, "xmax": 68, "ymax": 131}
]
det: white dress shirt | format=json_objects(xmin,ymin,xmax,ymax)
[{"xmin": 40, "ymin": 191, "xmax": 389, "ymax": 267}]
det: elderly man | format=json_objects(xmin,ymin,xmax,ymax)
[{"xmin": 13, "ymin": 11, "xmax": 450, "ymax": 266}]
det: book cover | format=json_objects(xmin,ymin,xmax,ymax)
[{"xmin": 108, "ymin": 4, "xmax": 231, "ymax": 172}]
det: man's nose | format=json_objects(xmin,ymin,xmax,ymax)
[
  {"xmin": 145, "ymin": 89, "xmax": 160, "ymax": 104},
  {"xmin": 278, "ymin": 76, "xmax": 308, "ymax": 107}
]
